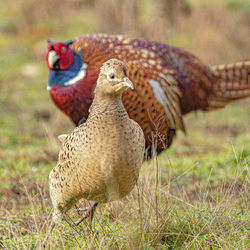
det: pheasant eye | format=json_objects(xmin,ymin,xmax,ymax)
[{"xmin": 106, "ymin": 72, "xmax": 116, "ymax": 81}]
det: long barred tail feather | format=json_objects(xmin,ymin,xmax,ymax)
[{"xmin": 207, "ymin": 61, "xmax": 250, "ymax": 109}]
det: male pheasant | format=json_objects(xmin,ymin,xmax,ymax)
[
  {"xmin": 43, "ymin": 59, "xmax": 145, "ymax": 246},
  {"xmin": 45, "ymin": 34, "xmax": 250, "ymax": 154}
]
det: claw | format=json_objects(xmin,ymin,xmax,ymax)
[{"xmin": 74, "ymin": 202, "xmax": 98, "ymax": 226}]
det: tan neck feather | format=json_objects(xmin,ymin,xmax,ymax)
[{"xmin": 89, "ymin": 91, "xmax": 127, "ymax": 119}]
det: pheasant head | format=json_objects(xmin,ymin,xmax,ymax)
[
  {"xmin": 45, "ymin": 40, "xmax": 87, "ymax": 90},
  {"xmin": 96, "ymin": 59, "xmax": 134, "ymax": 96},
  {"xmin": 45, "ymin": 39, "xmax": 98, "ymax": 124}
]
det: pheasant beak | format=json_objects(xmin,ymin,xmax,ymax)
[
  {"xmin": 48, "ymin": 50, "xmax": 60, "ymax": 69},
  {"xmin": 121, "ymin": 77, "xmax": 134, "ymax": 90}
]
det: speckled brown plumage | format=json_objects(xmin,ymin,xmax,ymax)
[{"xmin": 49, "ymin": 59, "xmax": 145, "ymax": 223}]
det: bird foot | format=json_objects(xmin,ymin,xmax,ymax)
[{"xmin": 74, "ymin": 202, "xmax": 98, "ymax": 226}]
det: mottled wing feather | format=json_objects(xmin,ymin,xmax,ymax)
[
  {"xmin": 123, "ymin": 63, "xmax": 184, "ymax": 136},
  {"xmin": 49, "ymin": 129, "xmax": 87, "ymax": 210}
]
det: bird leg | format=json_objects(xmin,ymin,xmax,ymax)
[
  {"xmin": 74, "ymin": 202, "xmax": 98, "ymax": 227},
  {"xmin": 75, "ymin": 204, "xmax": 82, "ymax": 216},
  {"xmin": 42, "ymin": 203, "xmax": 97, "ymax": 247}
]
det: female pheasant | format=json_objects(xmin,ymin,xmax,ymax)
[
  {"xmin": 43, "ymin": 59, "xmax": 145, "ymax": 246},
  {"xmin": 45, "ymin": 34, "xmax": 250, "ymax": 154}
]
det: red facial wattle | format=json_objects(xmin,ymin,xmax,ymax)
[{"xmin": 46, "ymin": 42, "xmax": 74, "ymax": 70}]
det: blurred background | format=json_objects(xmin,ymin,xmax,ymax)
[{"xmin": 0, "ymin": 0, "xmax": 249, "ymax": 190}]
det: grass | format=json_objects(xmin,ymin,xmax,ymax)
[
  {"xmin": 0, "ymin": 0, "xmax": 249, "ymax": 249},
  {"xmin": 0, "ymin": 141, "xmax": 249, "ymax": 248}
]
